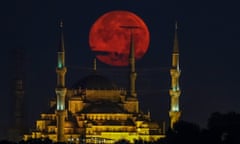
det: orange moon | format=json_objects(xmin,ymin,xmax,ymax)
[{"xmin": 89, "ymin": 10, "xmax": 150, "ymax": 66}]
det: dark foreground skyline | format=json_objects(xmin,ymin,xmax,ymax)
[{"xmin": 1, "ymin": 0, "xmax": 240, "ymax": 138}]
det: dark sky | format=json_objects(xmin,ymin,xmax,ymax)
[{"xmin": 1, "ymin": 0, "xmax": 240, "ymax": 137}]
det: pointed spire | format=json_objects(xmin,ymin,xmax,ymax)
[
  {"xmin": 93, "ymin": 58, "xmax": 97, "ymax": 72},
  {"xmin": 175, "ymin": 21, "xmax": 178, "ymax": 30},
  {"xmin": 129, "ymin": 29, "xmax": 135, "ymax": 72},
  {"xmin": 173, "ymin": 21, "xmax": 179, "ymax": 53},
  {"xmin": 59, "ymin": 19, "xmax": 65, "ymax": 52},
  {"xmin": 119, "ymin": 25, "xmax": 139, "ymax": 99},
  {"xmin": 147, "ymin": 109, "xmax": 151, "ymax": 118}
]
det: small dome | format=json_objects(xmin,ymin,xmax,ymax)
[{"xmin": 73, "ymin": 74, "xmax": 117, "ymax": 89}]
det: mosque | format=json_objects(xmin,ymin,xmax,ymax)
[{"xmin": 23, "ymin": 20, "xmax": 181, "ymax": 143}]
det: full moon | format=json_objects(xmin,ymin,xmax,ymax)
[{"xmin": 89, "ymin": 10, "xmax": 150, "ymax": 66}]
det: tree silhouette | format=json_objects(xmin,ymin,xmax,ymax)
[
  {"xmin": 207, "ymin": 112, "xmax": 240, "ymax": 144},
  {"xmin": 159, "ymin": 120, "xmax": 201, "ymax": 144}
]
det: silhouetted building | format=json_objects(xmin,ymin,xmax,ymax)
[{"xmin": 8, "ymin": 47, "xmax": 26, "ymax": 142}]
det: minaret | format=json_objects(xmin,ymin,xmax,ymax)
[
  {"xmin": 120, "ymin": 26, "xmax": 138, "ymax": 98},
  {"xmin": 8, "ymin": 48, "xmax": 25, "ymax": 142},
  {"xmin": 129, "ymin": 28, "xmax": 137, "ymax": 98},
  {"xmin": 120, "ymin": 26, "xmax": 139, "ymax": 113},
  {"xmin": 13, "ymin": 48, "xmax": 25, "ymax": 136},
  {"xmin": 169, "ymin": 22, "xmax": 181, "ymax": 129},
  {"xmin": 55, "ymin": 20, "xmax": 67, "ymax": 142}
]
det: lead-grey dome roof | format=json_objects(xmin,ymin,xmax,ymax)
[{"xmin": 73, "ymin": 74, "xmax": 117, "ymax": 89}]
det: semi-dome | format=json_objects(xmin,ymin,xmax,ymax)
[{"xmin": 73, "ymin": 74, "xmax": 117, "ymax": 89}]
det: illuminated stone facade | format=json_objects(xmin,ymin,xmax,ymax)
[
  {"xmin": 23, "ymin": 74, "xmax": 165, "ymax": 143},
  {"xmin": 23, "ymin": 21, "xmax": 168, "ymax": 143}
]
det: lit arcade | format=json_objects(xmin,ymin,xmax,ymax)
[{"xmin": 23, "ymin": 21, "xmax": 181, "ymax": 143}]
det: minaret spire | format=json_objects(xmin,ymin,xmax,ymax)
[
  {"xmin": 55, "ymin": 20, "xmax": 67, "ymax": 142},
  {"xmin": 120, "ymin": 25, "xmax": 140, "ymax": 98},
  {"xmin": 129, "ymin": 28, "xmax": 137, "ymax": 98},
  {"xmin": 120, "ymin": 25, "xmax": 139, "ymax": 113},
  {"xmin": 169, "ymin": 21, "xmax": 181, "ymax": 129},
  {"xmin": 173, "ymin": 22, "xmax": 179, "ymax": 54},
  {"xmin": 59, "ymin": 20, "xmax": 65, "ymax": 52},
  {"xmin": 93, "ymin": 58, "xmax": 97, "ymax": 72}
]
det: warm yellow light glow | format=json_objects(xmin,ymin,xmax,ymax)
[{"xmin": 172, "ymin": 105, "xmax": 179, "ymax": 111}]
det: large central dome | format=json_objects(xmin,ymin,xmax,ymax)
[{"xmin": 73, "ymin": 74, "xmax": 118, "ymax": 90}]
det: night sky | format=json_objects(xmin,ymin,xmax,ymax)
[{"xmin": 1, "ymin": 0, "xmax": 240, "ymax": 138}]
